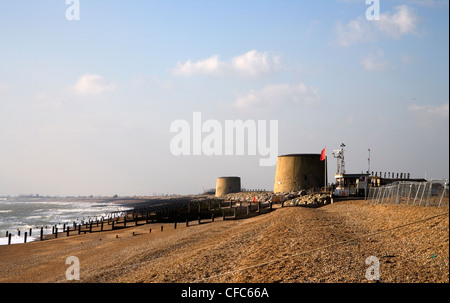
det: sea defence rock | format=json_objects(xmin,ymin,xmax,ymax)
[
  {"xmin": 284, "ymin": 193, "xmax": 333, "ymax": 207},
  {"xmin": 221, "ymin": 191, "xmax": 274, "ymax": 203},
  {"xmin": 221, "ymin": 190, "xmax": 332, "ymax": 207}
]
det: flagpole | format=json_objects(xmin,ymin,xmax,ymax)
[
  {"xmin": 325, "ymin": 155, "xmax": 327, "ymax": 192},
  {"xmin": 320, "ymin": 147, "xmax": 327, "ymax": 192},
  {"xmin": 324, "ymin": 146, "xmax": 327, "ymax": 192}
]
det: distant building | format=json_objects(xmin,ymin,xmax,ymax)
[
  {"xmin": 334, "ymin": 173, "xmax": 370, "ymax": 197},
  {"xmin": 331, "ymin": 143, "xmax": 421, "ymax": 197}
]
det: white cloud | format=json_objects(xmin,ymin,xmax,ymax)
[
  {"xmin": 233, "ymin": 83, "xmax": 320, "ymax": 109},
  {"xmin": 172, "ymin": 50, "xmax": 280, "ymax": 77},
  {"xmin": 231, "ymin": 50, "xmax": 281, "ymax": 76},
  {"xmin": 376, "ymin": 5, "xmax": 419, "ymax": 39},
  {"xmin": 306, "ymin": 20, "xmax": 320, "ymax": 36},
  {"xmin": 334, "ymin": 5, "xmax": 419, "ymax": 47},
  {"xmin": 73, "ymin": 74, "xmax": 117, "ymax": 95},
  {"xmin": 335, "ymin": 16, "xmax": 373, "ymax": 47},
  {"xmin": 408, "ymin": 102, "xmax": 449, "ymax": 118},
  {"xmin": 172, "ymin": 55, "xmax": 225, "ymax": 77},
  {"xmin": 362, "ymin": 49, "xmax": 389, "ymax": 71}
]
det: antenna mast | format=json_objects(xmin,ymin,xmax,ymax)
[{"xmin": 332, "ymin": 143, "xmax": 346, "ymax": 175}]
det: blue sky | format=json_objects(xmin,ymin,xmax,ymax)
[{"xmin": 0, "ymin": 0, "xmax": 448, "ymax": 196}]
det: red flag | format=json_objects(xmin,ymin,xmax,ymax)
[{"xmin": 320, "ymin": 147, "xmax": 326, "ymax": 161}]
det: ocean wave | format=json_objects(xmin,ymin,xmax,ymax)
[
  {"xmin": 0, "ymin": 201, "xmax": 133, "ymax": 245},
  {"xmin": 0, "ymin": 234, "xmax": 40, "ymax": 245}
]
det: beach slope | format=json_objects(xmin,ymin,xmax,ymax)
[{"xmin": 0, "ymin": 200, "xmax": 448, "ymax": 283}]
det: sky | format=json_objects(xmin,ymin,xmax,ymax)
[{"xmin": 0, "ymin": 0, "xmax": 448, "ymax": 196}]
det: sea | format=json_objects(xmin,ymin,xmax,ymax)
[{"xmin": 0, "ymin": 199, "xmax": 132, "ymax": 245}]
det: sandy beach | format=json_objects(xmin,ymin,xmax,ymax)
[{"xmin": 0, "ymin": 199, "xmax": 448, "ymax": 283}]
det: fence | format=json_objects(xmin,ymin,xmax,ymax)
[{"xmin": 367, "ymin": 179, "xmax": 449, "ymax": 207}]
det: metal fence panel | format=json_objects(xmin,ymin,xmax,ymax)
[{"xmin": 367, "ymin": 179, "xmax": 449, "ymax": 207}]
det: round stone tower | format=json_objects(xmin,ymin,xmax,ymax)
[
  {"xmin": 273, "ymin": 154, "xmax": 325, "ymax": 193},
  {"xmin": 215, "ymin": 177, "xmax": 241, "ymax": 197}
]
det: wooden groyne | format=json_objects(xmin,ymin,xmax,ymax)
[{"xmin": 3, "ymin": 197, "xmax": 275, "ymax": 245}]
